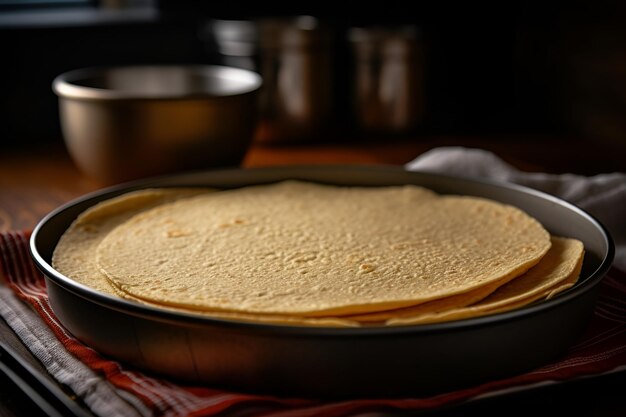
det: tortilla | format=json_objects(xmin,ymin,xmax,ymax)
[
  {"xmin": 95, "ymin": 180, "xmax": 552, "ymax": 316},
  {"xmin": 52, "ymin": 188, "xmax": 209, "ymax": 294},
  {"xmin": 384, "ymin": 236, "xmax": 584, "ymax": 325},
  {"xmin": 88, "ymin": 234, "xmax": 583, "ymax": 328}
]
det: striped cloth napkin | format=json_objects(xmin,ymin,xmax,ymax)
[{"xmin": 0, "ymin": 147, "xmax": 625, "ymax": 417}]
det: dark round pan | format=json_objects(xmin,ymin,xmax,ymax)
[{"xmin": 29, "ymin": 165, "xmax": 614, "ymax": 399}]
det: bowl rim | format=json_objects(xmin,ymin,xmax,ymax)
[{"xmin": 52, "ymin": 64, "xmax": 263, "ymax": 101}]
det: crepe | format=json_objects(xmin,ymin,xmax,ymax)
[{"xmin": 94, "ymin": 181, "xmax": 552, "ymax": 316}]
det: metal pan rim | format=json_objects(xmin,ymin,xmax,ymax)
[{"xmin": 29, "ymin": 164, "xmax": 615, "ymax": 337}]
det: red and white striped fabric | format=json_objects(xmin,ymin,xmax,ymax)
[{"xmin": 1, "ymin": 230, "xmax": 626, "ymax": 417}]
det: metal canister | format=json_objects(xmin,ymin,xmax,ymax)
[
  {"xmin": 348, "ymin": 25, "xmax": 425, "ymax": 136},
  {"xmin": 208, "ymin": 16, "xmax": 333, "ymax": 144}
]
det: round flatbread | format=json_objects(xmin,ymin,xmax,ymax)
[
  {"xmin": 94, "ymin": 234, "xmax": 582, "ymax": 328},
  {"xmin": 96, "ymin": 180, "xmax": 552, "ymax": 316},
  {"xmin": 384, "ymin": 236, "xmax": 584, "ymax": 325},
  {"xmin": 52, "ymin": 188, "xmax": 209, "ymax": 294}
]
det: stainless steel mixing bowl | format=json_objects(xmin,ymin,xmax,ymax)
[{"xmin": 53, "ymin": 65, "xmax": 262, "ymax": 184}]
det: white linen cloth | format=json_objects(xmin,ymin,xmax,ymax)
[{"xmin": 406, "ymin": 146, "xmax": 626, "ymax": 270}]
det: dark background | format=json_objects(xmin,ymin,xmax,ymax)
[{"xmin": 2, "ymin": 0, "xmax": 626, "ymax": 154}]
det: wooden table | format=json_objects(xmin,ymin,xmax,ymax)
[
  {"xmin": 1, "ymin": 134, "xmax": 624, "ymax": 232},
  {"xmin": 0, "ymin": 134, "xmax": 625, "ymax": 416}
]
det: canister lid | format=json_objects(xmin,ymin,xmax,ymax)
[{"xmin": 209, "ymin": 16, "xmax": 331, "ymax": 55}]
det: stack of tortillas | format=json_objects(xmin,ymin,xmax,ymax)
[{"xmin": 52, "ymin": 181, "xmax": 585, "ymax": 327}]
